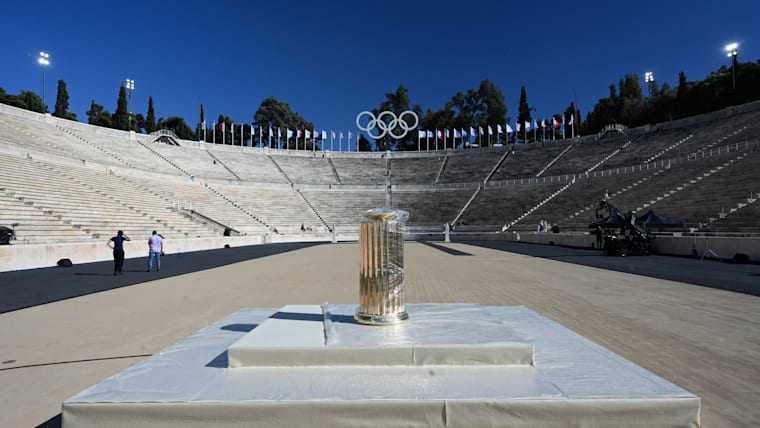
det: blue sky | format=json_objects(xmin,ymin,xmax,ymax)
[{"xmin": 1, "ymin": 0, "xmax": 757, "ymax": 147}]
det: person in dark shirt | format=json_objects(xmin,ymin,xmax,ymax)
[{"xmin": 107, "ymin": 230, "xmax": 131, "ymax": 275}]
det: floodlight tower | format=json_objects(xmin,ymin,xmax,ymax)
[
  {"xmin": 644, "ymin": 71, "xmax": 655, "ymax": 96},
  {"xmin": 124, "ymin": 79, "xmax": 135, "ymax": 130},
  {"xmin": 725, "ymin": 43, "xmax": 738, "ymax": 105},
  {"xmin": 38, "ymin": 52, "xmax": 50, "ymax": 112},
  {"xmin": 644, "ymin": 72, "xmax": 655, "ymax": 124}
]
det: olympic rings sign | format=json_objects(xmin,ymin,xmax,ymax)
[{"xmin": 356, "ymin": 110, "xmax": 419, "ymax": 140}]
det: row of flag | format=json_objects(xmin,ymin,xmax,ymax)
[
  {"xmin": 199, "ymin": 121, "xmax": 361, "ymax": 149},
  {"xmin": 199, "ymin": 114, "xmax": 578, "ymax": 148},
  {"xmin": 417, "ymin": 115, "xmax": 575, "ymax": 139}
]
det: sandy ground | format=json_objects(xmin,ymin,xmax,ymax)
[{"xmin": 1, "ymin": 242, "xmax": 758, "ymax": 427}]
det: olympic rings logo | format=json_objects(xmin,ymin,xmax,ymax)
[{"xmin": 356, "ymin": 110, "xmax": 419, "ymax": 140}]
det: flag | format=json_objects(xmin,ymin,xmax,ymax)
[
  {"xmin": 488, "ymin": 125, "xmax": 493, "ymax": 135},
  {"xmin": 427, "ymin": 130, "xmax": 433, "ymax": 138},
  {"xmin": 339, "ymin": 131, "xmax": 344, "ymax": 139},
  {"xmin": 532, "ymin": 120, "xmax": 538, "ymax": 129},
  {"xmin": 305, "ymin": 130, "xmax": 311, "ymax": 139},
  {"xmin": 517, "ymin": 122, "xmax": 521, "ymax": 132},
  {"xmin": 454, "ymin": 129, "xmax": 461, "ymax": 138},
  {"xmin": 470, "ymin": 126, "xmax": 476, "ymax": 136},
  {"xmin": 278, "ymin": 128, "xmax": 282, "ymax": 138},
  {"xmin": 418, "ymin": 130, "xmax": 425, "ymax": 139},
  {"xmin": 269, "ymin": 126, "xmax": 273, "ymax": 137},
  {"xmin": 478, "ymin": 126, "xmax": 484, "ymax": 135},
  {"xmin": 497, "ymin": 124, "xmax": 503, "ymax": 134},
  {"xmin": 201, "ymin": 120, "xmax": 206, "ymax": 128},
  {"xmin": 524, "ymin": 121, "xmax": 531, "ymax": 130},
  {"xmin": 321, "ymin": 130, "xmax": 327, "ymax": 140},
  {"xmin": 297, "ymin": 130, "xmax": 303, "ymax": 138},
  {"xmin": 553, "ymin": 118, "xmax": 560, "ymax": 129},
  {"xmin": 332, "ymin": 130, "xmax": 336, "ymax": 139},
  {"xmin": 541, "ymin": 119, "xmax": 546, "ymax": 128},
  {"xmin": 506, "ymin": 124, "xmax": 513, "ymax": 133},
  {"xmin": 568, "ymin": 114, "xmax": 574, "ymax": 125},
  {"xmin": 445, "ymin": 129, "xmax": 450, "ymax": 138},
  {"xmin": 462, "ymin": 128, "xmax": 468, "ymax": 137},
  {"xmin": 287, "ymin": 129, "xmax": 293, "ymax": 138}
]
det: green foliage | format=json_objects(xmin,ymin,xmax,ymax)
[
  {"xmin": 145, "ymin": 97, "xmax": 157, "ymax": 133},
  {"xmin": 53, "ymin": 80, "xmax": 71, "ymax": 119},
  {"xmin": 86, "ymin": 100, "xmax": 112, "ymax": 127},
  {"xmin": 358, "ymin": 134, "xmax": 372, "ymax": 152},
  {"xmin": 157, "ymin": 116, "xmax": 195, "ymax": 140},
  {"xmin": 112, "ymin": 86, "xmax": 129, "ymax": 131},
  {"xmin": 517, "ymin": 86, "xmax": 531, "ymax": 132},
  {"xmin": 254, "ymin": 96, "xmax": 315, "ymax": 149},
  {"xmin": 0, "ymin": 88, "xmax": 43, "ymax": 112},
  {"xmin": 371, "ymin": 85, "xmax": 423, "ymax": 151}
]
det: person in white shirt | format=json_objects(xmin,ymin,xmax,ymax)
[{"xmin": 146, "ymin": 231, "xmax": 164, "ymax": 272}]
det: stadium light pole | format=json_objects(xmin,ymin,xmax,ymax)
[
  {"xmin": 124, "ymin": 79, "xmax": 135, "ymax": 131},
  {"xmin": 38, "ymin": 52, "xmax": 50, "ymax": 113},
  {"xmin": 725, "ymin": 43, "xmax": 738, "ymax": 105},
  {"xmin": 645, "ymin": 72, "xmax": 655, "ymax": 123}
]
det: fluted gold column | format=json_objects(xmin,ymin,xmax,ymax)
[{"xmin": 355, "ymin": 208, "xmax": 409, "ymax": 325}]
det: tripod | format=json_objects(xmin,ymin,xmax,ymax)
[{"xmin": 700, "ymin": 237, "xmax": 720, "ymax": 261}]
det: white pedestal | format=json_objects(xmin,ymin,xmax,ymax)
[{"xmin": 63, "ymin": 304, "xmax": 700, "ymax": 428}]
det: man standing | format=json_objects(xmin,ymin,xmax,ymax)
[
  {"xmin": 147, "ymin": 231, "xmax": 164, "ymax": 272},
  {"xmin": 107, "ymin": 230, "xmax": 131, "ymax": 275}
]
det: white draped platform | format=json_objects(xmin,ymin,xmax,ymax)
[{"xmin": 62, "ymin": 304, "xmax": 700, "ymax": 427}]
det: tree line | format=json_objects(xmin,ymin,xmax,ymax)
[{"xmin": 1, "ymin": 58, "xmax": 758, "ymax": 150}]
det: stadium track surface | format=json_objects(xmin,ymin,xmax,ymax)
[
  {"xmin": 2, "ymin": 240, "xmax": 757, "ymax": 315},
  {"xmin": 2, "ymin": 239, "xmax": 759, "ymax": 428}
]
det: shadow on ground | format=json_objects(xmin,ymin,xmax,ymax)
[{"xmin": 0, "ymin": 242, "xmax": 323, "ymax": 314}]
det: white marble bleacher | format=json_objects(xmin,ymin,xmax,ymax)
[
  {"xmin": 649, "ymin": 149, "xmax": 760, "ymax": 230},
  {"xmin": 488, "ymin": 144, "xmax": 567, "ymax": 182},
  {"xmin": 392, "ymin": 188, "xmax": 474, "ymax": 226},
  {"xmin": 213, "ymin": 183, "xmax": 323, "ymax": 233},
  {"xmin": 516, "ymin": 171, "xmax": 648, "ymax": 232},
  {"xmin": 56, "ymin": 122, "xmax": 185, "ymax": 176},
  {"xmin": 299, "ymin": 189, "xmax": 386, "ymax": 231},
  {"xmin": 541, "ymin": 138, "xmax": 628, "ymax": 176},
  {"xmin": 330, "ymin": 155, "xmax": 386, "ymax": 184},
  {"xmin": 271, "ymin": 154, "xmax": 338, "ymax": 185},
  {"xmin": 460, "ymin": 181, "xmax": 566, "ymax": 227},
  {"xmin": 389, "ymin": 155, "xmax": 444, "ymax": 184},
  {"xmin": 122, "ymin": 175, "xmax": 270, "ymax": 236},
  {"xmin": 205, "ymin": 147, "xmax": 289, "ymax": 183},
  {"xmin": 0, "ymin": 187, "xmax": 90, "ymax": 243},
  {"xmin": 149, "ymin": 142, "xmax": 238, "ymax": 180},
  {"xmin": 0, "ymin": 150, "xmax": 216, "ymax": 241},
  {"xmin": 604, "ymin": 128, "xmax": 694, "ymax": 169},
  {"xmin": 0, "ymin": 110, "xmax": 117, "ymax": 165},
  {"xmin": 46, "ymin": 162, "xmax": 219, "ymax": 239},
  {"xmin": 439, "ymin": 148, "xmax": 506, "ymax": 183}
]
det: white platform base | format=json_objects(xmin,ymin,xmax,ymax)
[{"xmin": 63, "ymin": 304, "xmax": 700, "ymax": 428}]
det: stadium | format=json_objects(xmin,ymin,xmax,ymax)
[
  {"xmin": 1, "ymin": 99, "xmax": 759, "ymax": 270},
  {"xmin": 1, "ymin": 93, "xmax": 760, "ymax": 427}
]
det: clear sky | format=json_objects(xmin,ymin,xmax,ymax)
[{"xmin": 1, "ymin": 0, "xmax": 757, "ymax": 147}]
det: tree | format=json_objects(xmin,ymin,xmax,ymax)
[
  {"xmin": 254, "ymin": 97, "xmax": 314, "ymax": 149},
  {"xmin": 86, "ymin": 100, "xmax": 112, "ymax": 127},
  {"xmin": 111, "ymin": 85, "xmax": 129, "ymax": 130},
  {"xmin": 358, "ymin": 134, "xmax": 372, "ymax": 152},
  {"xmin": 478, "ymin": 79, "xmax": 507, "ymax": 129},
  {"xmin": 53, "ymin": 80, "xmax": 76, "ymax": 120},
  {"xmin": 197, "ymin": 103, "xmax": 204, "ymax": 140},
  {"xmin": 156, "ymin": 116, "xmax": 195, "ymax": 140},
  {"xmin": 517, "ymin": 86, "xmax": 532, "ymax": 141},
  {"xmin": 145, "ymin": 96, "xmax": 157, "ymax": 133},
  {"xmin": 371, "ymin": 85, "xmax": 422, "ymax": 151}
]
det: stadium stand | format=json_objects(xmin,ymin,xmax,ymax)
[{"xmin": 1, "ymin": 100, "xmax": 759, "ymax": 270}]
